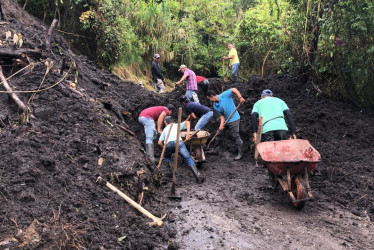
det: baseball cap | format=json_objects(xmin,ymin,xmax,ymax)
[
  {"xmin": 154, "ymin": 53, "xmax": 160, "ymax": 59},
  {"xmin": 261, "ymin": 89, "xmax": 273, "ymax": 96},
  {"xmin": 166, "ymin": 104, "xmax": 175, "ymax": 111},
  {"xmin": 179, "ymin": 64, "xmax": 187, "ymax": 71}
]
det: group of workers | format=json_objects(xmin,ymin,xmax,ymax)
[
  {"xmin": 151, "ymin": 43, "xmax": 239, "ymax": 96},
  {"xmin": 141, "ymin": 44, "xmax": 296, "ymax": 184}
]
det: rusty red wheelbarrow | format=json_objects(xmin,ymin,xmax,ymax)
[{"xmin": 257, "ymin": 139, "xmax": 321, "ymax": 209}]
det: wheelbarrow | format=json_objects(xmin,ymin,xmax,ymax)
[
  {"xmin": 257, "ymin": 139, "xmax": 321, "ymax": 209},
  {"xmin": 180, "ymin": 131, "xmax": 211, "ymax": 165}
]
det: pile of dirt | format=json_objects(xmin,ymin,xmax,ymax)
[
  {"xmin": 0, "ymin": 1, "xmax": 176, "ymax": 249},
  {"xmin": 0, "ymin": 1, "xmax": 373, "ymax": 249}
]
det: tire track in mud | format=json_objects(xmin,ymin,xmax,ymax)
[{"xmin": 164, "ymin": 152, "xmax": 374, "ymax": 249}]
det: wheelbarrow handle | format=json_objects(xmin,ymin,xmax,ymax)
[{"xmin": 183, "ymin": 129, "xmax": 201, "ymax": 143}]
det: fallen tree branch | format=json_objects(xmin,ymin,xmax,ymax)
[
  {"xmin": 0, "ymin": 66, "xmax": 27, "ymax": 112},
  {"xmin": 0, "ymin": 63, "xmax": 73, "ymax": 94},
  {"xmin": 0, "ymin": 48, "xmax": 42, "ymax": 58},
  {"xmin": 45, "ymin": 19, "xmax": 58, "ymax": 52},
  {"xmin": 116, "ymin": 124, "xmax": 135, "ymax": 137}
]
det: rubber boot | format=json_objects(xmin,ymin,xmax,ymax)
[
  {"xmin": 189, "ymin": 164, "xmax": 205, "ymax": 183},
  {"xmin": 145, "ymin": 143, "xmax": 155, "ymax": 163},
  {"xmin": 163, "ymin": 161, "xmax": 173, "ymax": 178},
  {"xmin": 234, "ymin": 142, "xmax": 243, "ymax": 161}
]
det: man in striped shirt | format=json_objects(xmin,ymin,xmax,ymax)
[{"xmin": 175, "ymin": 65, "xmax": 199, "ymax": 103}]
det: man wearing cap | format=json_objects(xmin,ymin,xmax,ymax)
[
  {"xmin": 138, "ymin": 104, "xmax": 174, "ymax": 162},
  {"xmin": 151, "ymin": 54, "xmax": 165, "ymax": 93},
  {"xmin": 206, "ymin": 88, "xmax": 245, "ymax": 160},
  {"xmin": 179, "ymin": 95, "xmax": 213, "ymax": 130},
  {"xmin": 175, "ymin": 65, "xmax": 199, "ymax": 103},
  {"xmin": 251, "ymin": 89, "xmax": 296, "ymax": 142},
  {"xmin": 196, "ymin": 76, "xmax": 209, "ymax": 96},
  {"xmin": 158, "ymin": 116, "xmax": 205, "ymax": 183},
  {"xmin": 223, "ymin": 43, "xmax": 240, "ymax": 82}
]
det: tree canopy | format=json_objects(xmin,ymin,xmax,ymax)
[{"xmin": 17, "ymin": 0, "xmax": 374, "ymax": 107}]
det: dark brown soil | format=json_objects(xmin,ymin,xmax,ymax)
[{"xmin": 0, "ymin": 1, "xmax": 373, "ymax": 249}]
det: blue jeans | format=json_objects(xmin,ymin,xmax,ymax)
[
  {"xmin": 195, "ymin": 111, "xmax": 213, "ymax": 130},
  {"xmin": 164, "ymin": 141, "xmax": 195, "ymax": 166},
  {"xmin": 138, "ymin": 116, "xmax": 156, "ymax": 144},
  {"xmin": 185, "ymin": 89, "xmax": 199, "ymax": 103},
  {"xmin": 231, "ymin": 63, "xmax": 240, "ymax": 77}
]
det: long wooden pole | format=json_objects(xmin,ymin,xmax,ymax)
[
  {"xmin": 157, "ymin": 124, "xmax": 174, "ymax": 169},
  {"xmin": 254, "ymin": 116, "xmax": 263, "ymax": 166},
  {"xmin": 207, "ymin": 103, "xmax": 241, "ymax": 149},
  {"xmin": 171, "ymin": 107, "xmax": 182, "ymax": 194},
  {"xmin": 97, "ymin": 177, "xmax": 165, "ymax": 226}
]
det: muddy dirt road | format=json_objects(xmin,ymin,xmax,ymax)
[{"xmin": 165, "ymin": 153, "xmax": 373, "ymax": 249}]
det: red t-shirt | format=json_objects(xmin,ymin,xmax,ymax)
[
  {"xmin": 196, "ymin": 76, "xmax": 206, "ymax": 83},
  {"xmin": 139, "ymin": 106, "xmax": 170, "ymax": 121}
]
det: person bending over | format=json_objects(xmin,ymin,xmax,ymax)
[{"xmin": 158, "ymin": 116, "xmax": 205, "ymax": 183}]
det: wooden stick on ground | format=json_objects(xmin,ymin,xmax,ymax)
[
  {"xmin": 116, "ymin": 124, "xmax": 135, "ymax": 137},
  {"xmin": 157, "ymin": 124, "xmax": 174, "ymax": 169},
  {"xmin": 207, "ymin": 103, "xmax": 241, "ymax": 149},
  {"xmin": 97, "ymin": 176, "xmax": 165, "ymax": 226}
]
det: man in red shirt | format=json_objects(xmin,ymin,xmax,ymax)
[
  {"xmin": 196, "ymin": 76, "xmax": 209, "ymax": 96},
  {"xmin": 138, "ymin": 104, "xmax": 174, "ymax": 162}
]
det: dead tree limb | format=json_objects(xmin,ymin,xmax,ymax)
[
  {"xmin": 45, "ymin": 19, "xmax": 58, "ymax": 52},
  {"xmin": 116, "ymin": 124, "xmax": 135, "ymax": 137},
  {"xmin": 0, "ymin": 66, "xmax": 27, "ymax": 112},
  {"xmin": 0, "ymin": 48, "xmax": 42, "ymax": 58}
]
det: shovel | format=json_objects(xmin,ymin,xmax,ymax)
[{"xmin": 207, "ymin": 103, "xmax": 241, "ymax": 149}]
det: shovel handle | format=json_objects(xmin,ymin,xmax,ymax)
[
  {"xmin": 157, "ymin": 124, "xmax": 174, "ymax": 169},
  {"xmin": 207, "ymin": 103, "xmax": 241, "ymax": 149},
  {"xmin": 97, "ymin": 177, "xmax": 164, "ymax": 226},
  {"xmin": 183, "ymin": 129, "xmax": 200, "ymax": 143}
]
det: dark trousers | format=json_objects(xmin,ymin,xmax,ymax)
[
  {"xmin": 214, "ymin": 119, "xmax": 243, "ymax": 148},
  {"xmin": 261, "ymin": 130, "xmax": 288, "ymax": 142}
]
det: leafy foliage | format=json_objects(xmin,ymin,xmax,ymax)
[{"xmin": 16, "ymin": 0, "xmax": 374, "ymax": 107}]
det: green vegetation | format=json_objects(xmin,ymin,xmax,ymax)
[{"xmin": 16, "ymin": 0, "xmax": 374, "ymax": 107}]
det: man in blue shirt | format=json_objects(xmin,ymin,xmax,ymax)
[
  {"xmin": 158, "ymin": 116, "xmax": 205, "ymax": 183},
  {"xmin": 179, "ymin": 95, "xmax": 213, "ymax": 130},
  {"xmin": 206, "ymin": 88, "xmax": 245, "ymax": 160}
]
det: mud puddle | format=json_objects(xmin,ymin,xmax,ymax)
[{"xmin": 166, "ymin": 153, "xmax": 373, "ymax": 249}]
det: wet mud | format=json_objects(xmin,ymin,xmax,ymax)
[{"xmin": 0, "ymin": 1, "xmax": 373, "ymax": 249}]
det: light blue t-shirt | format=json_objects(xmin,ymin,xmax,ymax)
[
  {"xmin": 213, "ymin": 89, "xmax": 240, "ymax": 123},
  {"xmin": 159, "ymin": 122, "xmax": 187, "ymax": 142}
]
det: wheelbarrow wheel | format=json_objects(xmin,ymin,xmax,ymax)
[{"xmin": 291, "ymin": 176, "xmax": 307, "ymax": 209}]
